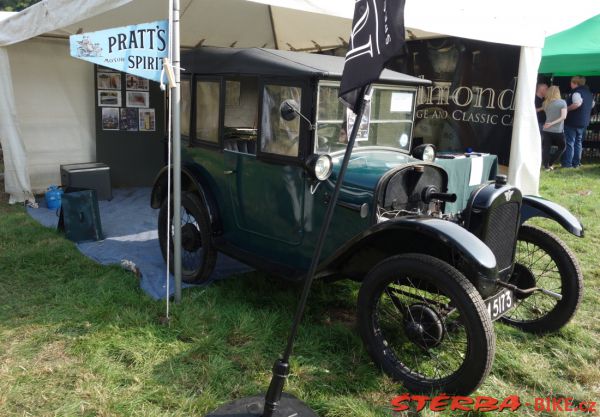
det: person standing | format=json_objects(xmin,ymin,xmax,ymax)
[
  {"xmin": 535, "ymin": 82, "xmax": 548, "ymax": 131},
  {"xmin": 542, "ymin": 86, "xmax": 567, "ymax": 170},
  {"xmin": 561, "ymin": 76, "xmax": 594, "ymax": 168}
]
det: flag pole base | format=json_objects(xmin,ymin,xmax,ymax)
[{"xmin": 205, "ymin": 394, "xmax": 318, "ymax": 417}]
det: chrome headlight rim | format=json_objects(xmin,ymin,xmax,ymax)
[
  {"xmin": 412, "ymin": 144, "xmax": 437, "ymax": 162},
  {"xmin": 306, "ymin": 154, "xmax": 333, "ymax": 181}
]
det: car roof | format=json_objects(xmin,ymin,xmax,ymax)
[{"xmin": 181, "ymin": 47, "xmax": 430, "ymax": 86}]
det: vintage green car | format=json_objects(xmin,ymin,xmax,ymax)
[{"xmin": 151, "ymin": 47, "xmax": 584, "ymax": 395}]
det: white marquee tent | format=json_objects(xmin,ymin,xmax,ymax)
[{"xmin": 1, "ymin": 0, "xmax": 600, "ymax": 203}]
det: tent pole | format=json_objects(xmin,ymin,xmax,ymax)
[
  {"xmin": 268, "ymin": 6, "xmax": 279, "ymax": 49},
  {"xmin": 172, "ymin": 0, "xmax": 182, "ymax": 303}
]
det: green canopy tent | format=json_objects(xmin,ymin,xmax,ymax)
[{"xmin": 540, "ymin": 14, "xmax": 600, "ymax": 75}]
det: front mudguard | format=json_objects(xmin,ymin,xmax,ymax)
[
  {"xmin": 319, "ymin": 216, "xmax": 499, "ymax": 297},
  {"xmin": 521, "ymin": 196, "xmax": 584, "ymax": 237}
]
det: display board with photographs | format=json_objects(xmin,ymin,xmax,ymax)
[
  {"xmin": 96, "ymin": 65, "xmax": 159, "ymax": 133},
  {"xmin": 94, "ymin": 66, "xmax": 164, "ymax": 187}
]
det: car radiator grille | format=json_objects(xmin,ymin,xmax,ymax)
[{"xmin": 483, "ymin": 202, "xmax": 519, "ymax": 271}]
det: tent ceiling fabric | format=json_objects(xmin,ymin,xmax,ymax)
[
  {"xmin": 5, "ymin": 0, "xmax": 352, "ymax": 52},
  {"xmin": 3, "ymin": 0, "xmax": 600, "ymax": 50},
  {"xmin": 249, "ymin": 0, "xmax": 600, "ymax": 48}
]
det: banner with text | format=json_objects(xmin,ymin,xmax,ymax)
[
  {"xmin": 393, "ymin": 38, "xmax": 520, "ymax": 165},
  {"xmin": 70, "ymin": 20, "xmax": 168, "ymax": 82}
]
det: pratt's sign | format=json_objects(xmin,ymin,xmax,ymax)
[{"xmin": 70, "ymin": 20, "xmax": 168, "ymax": 82}]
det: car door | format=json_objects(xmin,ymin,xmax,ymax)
[{"xmin": 224, "ymin": 79, "xmax": 309, "ymax": 247}]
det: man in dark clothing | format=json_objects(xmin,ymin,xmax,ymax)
[
  {"xmin": 535, "ymin": 82, "xmax": 548, "ymax": 131},
  {"xmin": 562, "ymin": 76, "xmax": 594, "ymax": 168}
]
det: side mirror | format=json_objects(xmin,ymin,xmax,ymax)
[
  {"xmin": 280, "ymin": 99, "xmax": 300, "ymax": 121},
  {"xmin": 279, "ymin": 99, "xmax": 315, "ymax": 130}
]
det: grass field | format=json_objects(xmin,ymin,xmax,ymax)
[{"xmin": 0, "ymin": 165, "xmax": 599, "ymax": 417}]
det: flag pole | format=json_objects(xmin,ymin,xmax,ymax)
[
  {"xmin": 171, "ymin": 0, "xmax": 182, "ymax": 304},
  {"xmin": 205, "ymin": 90, "xmax": 370, "ymax": 417},
  {"xmin": 261, "ymin": 89, "xmax": 370, "ymax": 417}
]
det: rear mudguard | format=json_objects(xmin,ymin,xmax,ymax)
[
  {"xmin": 521, "ymin": 195, "xmax": 584, "ymax": 237},
  {"xmin": 319, "ymin": 216, "xmax": 498, "ymax": 287}
]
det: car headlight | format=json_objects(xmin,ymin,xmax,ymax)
[
  {"xmin": 306, "ymin": 154, "xmax": 333, "ymax": 181},
  {"xmin": 412, "ymin": 144, "xmax": 436, "ymax": 162}
]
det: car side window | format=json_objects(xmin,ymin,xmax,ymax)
[
  {"xmin": 261, "ymin": 84, "xmax": 302, "ymax": 157},
  {"xmin": 195, "ymin": 80, "xmax": 220, "ymax": 144},
  {"xmin": 223, "ymin": 77, "xmax": 259, "ymax": 154}
]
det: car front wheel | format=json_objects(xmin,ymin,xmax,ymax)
[
  {"xmin": 357, "ymin": 253, "xmax": 495, "ymax": 395},
  {"xmin": 158, "ymin": 192, "xmax": 217, "ymax": 284},
  {"xmin": 501, "ymin": 225, "xmax": 583, "ymax": 333}
]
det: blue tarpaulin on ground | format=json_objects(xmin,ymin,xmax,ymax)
[{"xmin": 27, "ymin": 187, "xmax": 251, "ymax": 299}]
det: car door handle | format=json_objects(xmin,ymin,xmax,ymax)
[{"xmin": 224, "ymin": 170, "xmax": 235, "ymax": 175}]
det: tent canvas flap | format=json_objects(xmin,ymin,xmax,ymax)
[
  {"xmin": 0, "ymin": 0, "xmax": 133, "ymax": 47},
  {"xmin": 508, "ymin": 46, "xmax": 542, "ymax": 195},
  {"xmin": 0, "ymin": 47, "xmax": 34, "ymax": 203}
]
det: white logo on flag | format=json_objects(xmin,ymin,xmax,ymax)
[{"xmin": 346, "ymin": 1, "xmax": 378, "ymax": 62}]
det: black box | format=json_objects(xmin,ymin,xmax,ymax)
[{"xmin": 60, "ymin": 162, "xmax": 112, "ymax": 201}]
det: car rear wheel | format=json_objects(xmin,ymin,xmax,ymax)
[
  {"xmin": 158, "ymin": 192, "xmax": 217, "ymax": 284},
  {"xmin": 501, "ymin": 225, "xmax": 583, "ymax": 333},
  {"xmin": 357, "ymin": 254, "xmax": 495, "ymax": 395}
]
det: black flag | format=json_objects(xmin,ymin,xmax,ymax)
[{"xmin": 339, "ymin": 0, "xmax": 407, "ymax": 113}]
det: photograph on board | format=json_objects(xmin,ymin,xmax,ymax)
[
  {"xmin": 126, "ymin": 91, "xmax": 150, "ymax": 108},
  {"xmin": 126, "ymin": 75, "xmax": 149, "ymax": 91},
  {"xmin": 120, "ymin": 108, "xmax": 139, "ymax": 131},
  {"xmin": 97, "ymin": 72, "xmax": 121, "ymax": 90},
  {"xmin": 98, "ymin": 90, "xmax": 122, "ymax": 107},
  {"xmin": 101, "ymin": 108, "xmax": 120, "ymax": 130},
  {"xmin": 139, "ymin": 108, "xmax": 156, "ymax": 131}
]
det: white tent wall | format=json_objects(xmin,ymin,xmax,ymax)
[
  {"xmin": 0, "ymin": 46, "xmax": 34, "ymax": 203},
  {"xmin": 7, "ymin": 37, "xmax": 96, "ymax": 193}
]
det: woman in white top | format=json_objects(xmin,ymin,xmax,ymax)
[{"xmin": 542, "ymin": 86, "xmax": 567, "ymax": 171}]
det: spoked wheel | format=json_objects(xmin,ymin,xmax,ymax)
[
  {"xmin": 158, "ymin": 192, "xmax": 217, "ymax": 284},
  {"xmin": 357, "ymin": 254, "xmax": 495, "ymax": 395},
  {"xmin": 501, "ymin": 225, "xmax": 583, "ymax": 333}
]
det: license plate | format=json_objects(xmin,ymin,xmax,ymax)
[{"xmin": 485, "ymin": 289, "xmax": 514, "ymax": 321}]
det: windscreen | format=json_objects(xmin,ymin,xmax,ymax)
[{"xmin": 315, "ymin": 82, "xmax": 416, "ymax": 154}]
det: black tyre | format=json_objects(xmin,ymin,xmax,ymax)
[
  {"xmin": 357, "ymin": 254, "xmax": 495, "ymax": 395},
  {"xmin": 158, "ymin": 192, "xmax": 217, "ymax": 284},
  {"xmin": 501, "ymin": 225, "xmax": 583, "ymax": 333}
]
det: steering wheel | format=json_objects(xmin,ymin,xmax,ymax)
[{"xmin": 317, "ymin": 135, "xmax": 331, "ymax": 153}]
